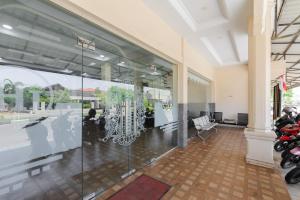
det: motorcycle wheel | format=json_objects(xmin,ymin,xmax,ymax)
[
  {"xmin": 285, "ymin": 168, "xmax": 300, "ymax": 184},
  {"xmin": 274, "ymin": 141, "xmax": 285, "ymax": 152},
  {"xmin": 280, "ymin": 153, "xmax": 295, "ymax": 169},
  {"xmin": 275, "ymin": 130, "xmax": 282, "ymax": 138},
  {"xmin": 281, "ymin": 149, "xmax": 290, "ymax": 158}
]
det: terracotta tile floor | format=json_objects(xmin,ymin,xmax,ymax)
[{"xmin": 97, "ymin": 127, "xmax": 291, "ymax": 200}]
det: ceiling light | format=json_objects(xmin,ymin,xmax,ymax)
[
  {"xmin": 96, "ymin": 55, "xmax": 109, "ymax": 61},
  {"xmin": 62, "ymin": 69, "xmax": 73, "ymax": 73},
  {"xmin": 113, "ymin": 78, "xmax": 121, "ymax": 82},
  {"xmin": 82, "ymin": 72, "xmax": 89, "ymax": 76},
  {"xmin": 150, "ymin": 71, "xmax": 161, "ymax": 76},
  {"xmin": 0, "ymin": 57, "xmax": 2, "ymax": 60},
  {"xmin": 117, "ymin": 61, "xmax": 126, "ymax": 66},
  {"xmin": 168, "ymin": 0, "xmax": 197, "ymax": 32},
  {"xmin": 2, "ymin": 24, "xmax": 13, "ymax": 30},
  {"xmin": 140, "ymin": 74, "xmax": 146, "ymax": 78},
  {"xmin": 149, "ymin": 65, "xmax": 161, "ymax": 76},
  {"xmin": 89, "ymin": 62, "xmax": 96, "ymax": 66}
]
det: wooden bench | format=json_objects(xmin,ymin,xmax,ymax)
[{"xmin": 192, "ymin": 115, "xmax": 218, "ymax": 141}]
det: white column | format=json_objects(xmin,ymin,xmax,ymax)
[
  {"xmin": 177, "ymin": 38, "xmax": 188, "ymax": 148},
  {"xmin": 15, "ymin": 83, "xmax": 24, "ymax": 112},
  {"xmin": 101, "ymin": 63, "xmax": 111, "ymax": 81},
  {"xmin": 32, "ymin": 92, "xmax": 41, "ymax": 112},
  {"xmin": 0, "ymin": 87, "xmax": 4, "ymax": 111},
  {"xmin": 244, "ymin": 0, "xmax": 276, "ymax": 168}
]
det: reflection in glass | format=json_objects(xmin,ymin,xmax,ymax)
[
  {"xmin": 188, "ymin": 72, "xmax": 212, "ymax": 138},
  {"xmin": 0, "ymin": 0, "xmax": 178, "ymax": 199},
  {"xmin": 0, "ymin": 67, "xmax": 83, "ymax": 199}
]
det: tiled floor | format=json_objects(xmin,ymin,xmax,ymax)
[
  {"xmin": 0, "ymin": 127, "xmax": 177, "ymax": 200},
  {"xmin": 98, "ymin": 127, "xmax": 291, "ymax": 200}
]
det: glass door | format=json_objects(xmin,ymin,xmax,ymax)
[
  {"xmin": 0, "ymin": 2, "xmax": 84, "ymax": 199},
  {"xmin": 0, "ymin": 1, "xmax": 179, "ymax": 199},
  {"xmin": 79, "ymin": 36, "xmax": 132, "ymax": 198}
]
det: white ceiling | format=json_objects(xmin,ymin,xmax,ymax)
[
  {"xmin": 0, "ymin": 0, "xmax": 174, "ymax": 87},
  {"xmin": 144, "ymin": 0, "xmax": 249, "ymax": 67}
]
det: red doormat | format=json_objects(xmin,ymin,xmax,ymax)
[{"xmin": 107, "ymin": 175, "xmax": 171, "ymax": 200}]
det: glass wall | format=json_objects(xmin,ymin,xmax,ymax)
[
  {"xmin": 187, "ymin": 72, "xmax": 212, "ymax": 138},
  {"xmin": 0, "ymin": 0, "xmax": 178, "ymax": 199}
]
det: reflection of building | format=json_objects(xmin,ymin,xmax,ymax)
[
  {"xmin": 45, "ymin": 84, "xmax": 102, "ymax": 108},
  {"xmin": 45, "ymin": 83, "xmax": 65, "ymax": 91},
  {"xmin": 70, "ymin": 88, "xmax": 98, "ymax": 101}
]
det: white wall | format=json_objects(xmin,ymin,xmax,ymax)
[
  {"xmin": 188, "ymin": 80, "xmax": 210, "ymax": 116},
  {"xmin": 215, "ymin": 64, "xmax": 248, "ymax": 120}
]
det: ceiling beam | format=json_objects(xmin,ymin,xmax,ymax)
[
  {"xmin": 276, "ymin": 14, "xmax": 300, "ymax": 38},
  {"xmin": 273, "ymin": 0, "xmax": 278, "ymax": 37},
  {"xmin": 272, "ymin": 30, "xmax": 300, "ymax": 40},
  {"xmin": 273, "ymin": 53, "xmax": 280, "ymax": 61},
  {"xmin": 228, "ymin": 31, "xmax": 242, "ymax": 62},
  {"xmin": 287, "ymin": 58, "xmax": 300, "ymax": 69},
  {"xmin": 287, "ymin": 75, "xmax": 300, "ymax": 83},
  {"xmin": 287, "ymin": 61, "xmax": 300, "ymax": 63},
  {"xmin": 279, "ymin": 22, "xmax": 300, "ymax": 26},
  {"xmin": 274, "ymin": 0, "xmax": 287, "ymax": 37},
  {"xmin": 272, "ymin": 42, "xmax": 300, "ymax": 44},
  {"xmin": 287, "ymin": 68, "xmax": 300, "ymax": 71},
  {"xmin": 274, "ymin": 28, "xmax": 300, "ymax": 60},
  {"xmin": 271, "ymin": 53, "xmax": 300, "ymax": 56}
]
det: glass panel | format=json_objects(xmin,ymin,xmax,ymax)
[
  {"xmin": 131, "ymin": 65, "xmax": 178, "ymax": 168},
  {"xmin": 75, "ymin": 8, "xmax": 178, "ymax": 196},
  {"xmin": 188, "ymin": 72, "xmax": 212, "ymax": 138},
  {"xmin": 0, "ymin": 1, "xmax": 83, "ymax": 199},
  {"xmin": 0, "ymin": 0, "xmax": 178, "ymax": 199},
  {"xmin": 79, "ymin": 40, "xmax": 132, "ymax": 196}
]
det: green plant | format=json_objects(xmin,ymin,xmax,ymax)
[
  {"xmin": 106, "ymin": 86, "xmax": 134, "ymax": 105},
  {"xmin": 143, "ymin": 97, "xmax": 153, "ymax": 111},
  {"xmin": 95, "ymin": 87, "xmax": 106, "ymax": 102},
  {"xmin": 4, "ymin": 96, "xmax": 15, "ymax": 108},
  {"xmin": 284, "ymin": 89, "xmax": 294, "ymax": 105},
  {"xmin": 3, "ymin": 79, "xmax": 15, "ymax": 94}
]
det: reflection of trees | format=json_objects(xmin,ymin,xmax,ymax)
[
  {"xmin": 2, "ymin": 79, "xmax": 72, "ymax": 109},
  {"xmin": 144, "ymin": 97, "xmax": 154, "ymax": 111},
  {"xmin": 3, "ymin": 79, "xmax": 15, "ymax": 94},
  {"xmin": 106, "ymin": 86, "xmax": 133, "ymax": 105},
  {"xmin": 52, "ymin": 89, "xmax": 71, "ymax": 103},
  {"xmin": 24, "ymin": 87, "xmax": 71, "ymax": 109},
  {"xmin": 24, "ymin": 86, "xmax": 47, "ymax": 109},
  {"xmin": 284, "ymin": 89, "xmax": 294, "ymax": 106},
  {"xmin": 4, "ymin": 96, "xmax": 15, "ymax": 108},
  {"xmin": 95, "ymin": 87, "xmax": 106, "ymax": 102},
  {"xmin": 3, "ymin": 79, "xmax": 16, "ymax": 108}
]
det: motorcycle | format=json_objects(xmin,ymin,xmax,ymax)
[
  {"xmin": 280, "ymin": 146, "xmax": 300, "ymax": 169},
  {"xmin": 273, "ymin": 124, "xmax": 300, "ymax": 152},
  {"xmin": 274, "ymin": 107, "xmax": 299, "ymax": 138},
  {"xmin": 285, "ymin": 166, "xmax": 300, "ymax": 184}
]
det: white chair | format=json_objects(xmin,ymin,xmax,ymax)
[{"xmin": 192, "ymin": 115, "xmax": 218, "ymax": 141}]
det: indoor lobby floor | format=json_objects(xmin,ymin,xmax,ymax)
[
  {"xmin": 98, "ymin": 127, "xmax": 291, "ymax": 200},
  {"xmin": 0, "ymin": 127, "xmax": 177, "ymax": 200}
]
